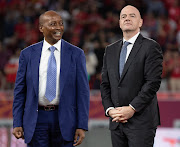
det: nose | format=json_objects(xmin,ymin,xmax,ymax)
[{"xmin": 125, "ymin": 16, "xmax": 130, "ymax": 21}]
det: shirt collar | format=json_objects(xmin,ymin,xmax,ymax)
[
  {"xmin": 123, "ymin": 32, "xmax": 140, "ymax": 45},
  {"xmin": 43, "ymin": 39, "xmax": 61, "ymax": 52}
]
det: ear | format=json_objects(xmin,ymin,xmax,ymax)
[
  {"xmin": 119, "ymin": 19, "xmax": 122, "ymax": 29},
  {"xmin": 139, "ymin": 19, "xmax": 143, "ymax": 28},
  {"xmin": 39, "ymin": 25, "xmax": 43, "ymax": 33}
]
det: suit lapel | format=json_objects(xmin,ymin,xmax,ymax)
[
  {"xmin": 119, "ymin": 34, "xmax": 143, "ymax": 83},
  {"xmin": 60, "ymin": 39, "xmax": 72, "ymax": 98},
  {"xmin": 31, "ymin": 41, "xmax": 43, "ymax": 97}
]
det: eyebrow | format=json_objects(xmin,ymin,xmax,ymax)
[
  {"xmin": 129, "ymin": 13, "xmax": 136, "ymax": 16},
  {"xmin": 121, "ymin": 13, "xmax": 136, "ymax": 16}
]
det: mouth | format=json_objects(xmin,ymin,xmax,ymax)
[
  {"xmin": 124, "ymin": 23, "xmax": 132, "ymax": 25},
  {"xmin": 54, "ymin": 31, "xmax": 61, "ymax": 36}
]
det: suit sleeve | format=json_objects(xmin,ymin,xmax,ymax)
[
  {"xmin": 100, "ymin": 47, "xmax": 114, "ymax": 114},
  {"xmin": 13, "ymin": 51, "xmax": 27, "ymax": 128},
  {"xmin": 130, "ymin": 42, "xmax": 163, "ymax": 112},
  {"xmin": 76, "ymin": 50, "xmax": 90, "ymax": 130}
]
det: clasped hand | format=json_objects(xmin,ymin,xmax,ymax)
[{"xmin": 108, "ymin": 106, "xmax": 135, "ymax": 123}]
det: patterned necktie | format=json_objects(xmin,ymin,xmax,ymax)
[
  {"xmin": 119, "ymin": 41, "xmax": 130, "ymax": 77},
  {"xmin": 45, "ymin": 46, "xmax": 57, "ymax": 102}
]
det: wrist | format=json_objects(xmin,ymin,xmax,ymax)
[
  {"xmin": 106, "ymin": 107, "xmax": 115, "ymax": 116},
  {"xmin": 129, "ymin": 104, "xmax": 136, "ymax": 112}
]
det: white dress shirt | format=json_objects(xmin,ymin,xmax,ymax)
[
  {"xmin": 38, "ymin": 39, "xmax": 61, "ymax": 106},
  {"xmin": 106, "ymin": 32, "xmax": 140, "ymax": 115}
]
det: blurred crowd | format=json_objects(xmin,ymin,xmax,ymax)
[{"xmin": 0, "ymin": 0, "xmax": 180, "ymax": 91}]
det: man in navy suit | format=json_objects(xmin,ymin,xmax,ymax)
[
  {"xmin": 12, "ymin": 10, "xmax": 90, "ymax": 147},
  {"xmin": 101, "ymin": 5, "xmax": 163, "ymax": 147}
]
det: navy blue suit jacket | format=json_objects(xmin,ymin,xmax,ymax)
[{"xmin": 13, "ymin": 39, "xmax": 90, "ymax": 143}]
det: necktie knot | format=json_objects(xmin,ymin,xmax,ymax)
[
  {"xmin": 123, "ymin": 41, "xmax": 131, "ymax": 48},
  {"xmin": 49, "ymin": 46, "xmax": 56, "ymax": 52}
]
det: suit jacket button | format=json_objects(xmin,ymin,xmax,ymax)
[
  {"xmin": 37, "ymin": 110, "xmax": 38, "ymax": 112},
  {"xmin": 117, "ymin": 102, "xmax": 119, "ymax": 105}
]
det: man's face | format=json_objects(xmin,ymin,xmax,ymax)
[
  {"xmin": 119, "ymin": 6, "xmax": 143, "ymax": 33},
  {"xmin": 39, "ymin": 12, "xmax": 64, "ymax": 45}
]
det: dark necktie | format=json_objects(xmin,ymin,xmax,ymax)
[
  {"xmin": 45, "ymin": 46, "xmax": 57, "ymax": 102},
  {"xmin": 119, "ymin": 41, "xmax": 130, "ymax": 77}
]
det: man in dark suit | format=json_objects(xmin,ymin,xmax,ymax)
[
  {"xmin": 100, "ymin": 5, "xmax": 163, "ymax": 147},
  {"xmin": 12, "ymin": 10, "xmax": 90, "ymax": 147}
]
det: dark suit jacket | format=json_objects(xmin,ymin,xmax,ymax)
[
  {"xmin": 13, "ymin": 39, "xmax": 90, "ymax": 143},
  {"xmin": 100, "ymin": 34, "xmax": 163, "ymax": 130}
]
